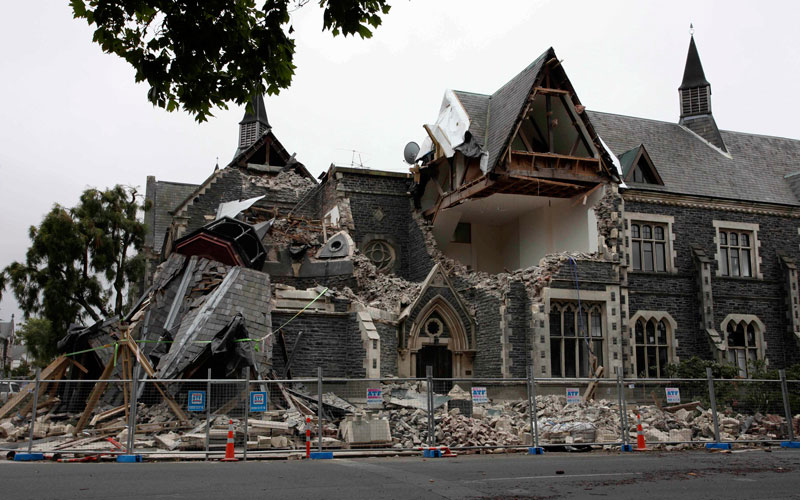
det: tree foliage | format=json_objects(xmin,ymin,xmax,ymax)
[
  {"xmin": 1, "ymin": 186, "xmax": 147, "ymax": 358},
  {"xmin": 70, "ymin": 0, "xmax": 392, "ymax": 121},
  {"xmin": 16, "ymin": 318, "xmax": 56, "ymax": 368}
]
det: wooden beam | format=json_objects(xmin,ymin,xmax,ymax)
[
  {"xmin": 436, "ymin": 176, "xmax": 496, "ymax": 211},
  {"xmin": 546, "ymin": 94, "xmax": 553, "ymax": 154},
  {"xmin": 0, "ymin": 356, "xmax": 69, "ymax": 420},
  {"xmin": 506, "ymin": 176, "xmax": 584, "ymax": 190},
  {"xmin": 90, "ymin": 404, "xmax": 126, "ymax": 427},
  {"xmin": 569, "ymin": 182, "xmax": 605, "ymax": 207},
  {"xmin": 75, "ymin": 357, "xmax": 116, "ymax": 433},
  {"xmin": 123, "ymin": 336, "xmax": 189, "ymax": 422},
  {"xmin": 533, "ymin": 87, "xmax": 571, "ymax": 96},
  {"xmin": 69, "ymin": 358, "xmax": 89, "ymax": 374}
]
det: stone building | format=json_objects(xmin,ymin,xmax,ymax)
[{"xmin": 142, "ymin": 35, "xmax": 800, "ymax": 381}]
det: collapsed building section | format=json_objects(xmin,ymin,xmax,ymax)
[{"xmin": 57, "ymin": 35, "xmax": 800, "ymax": 397}]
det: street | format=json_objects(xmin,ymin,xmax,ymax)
[{"xmin": 0, "ymin": 449, "xmax": 798, "ymax": 499}]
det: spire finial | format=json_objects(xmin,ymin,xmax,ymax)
[{"xmin": 689, "ymin": 23, "xmax": 694, "ymax": 36}]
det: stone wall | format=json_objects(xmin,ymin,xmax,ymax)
[
  {"xmin": 270, "ymin": 311, "xmax": 366, "ymax": 377},
  {"xmin": 623, "ymin": 197, "xmax": 800, "ymax": 368}
]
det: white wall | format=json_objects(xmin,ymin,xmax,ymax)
[{"xmin": 438, "ymin": 187, "xmax": 604, "ymax": 273}]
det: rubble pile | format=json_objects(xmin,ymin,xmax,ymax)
[
  {"xmin": 409, "ymin": 210, "xmax": 603, "ymax": 302},
  {"xmin": 364, "ymin": 383, "xmax": 799, "ymax": 449},
  {"xmin": 343, "ymin": 254, "xmax": 422, "ymax": 312},
  {"xmin": 246, "ymin": 169, "xmax": 316, "ymax": 197},
  {"xmin": 2, "ymin": 381, "xmax": 798, "ymax": 456}
]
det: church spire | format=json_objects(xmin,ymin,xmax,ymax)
[
  {"xmin": 678, "ymin": 29, "xmax": 727, "ymax": 152},
  {"xmin": 679, "ymin": 35, "xmax": 710, "ymax": 92},
  {"xmin": 236, "ymin": 94, "xmax": 270, "ymax": 156}
]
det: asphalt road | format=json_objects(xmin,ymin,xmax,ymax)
[{"xmin": 1, "ymin": 449, "xmax": 798, "ymax": 499}]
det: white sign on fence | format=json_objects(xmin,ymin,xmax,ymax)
[
  {"xmin": 665, "ymin": 387, "xmax": 681, "ymax": 404},
  {"xmin": 471, "ymin": 387, "xmax": 488, "ymax": 404},
  {"xmin": 366, "ymin": 388, "xmax": 383, "ymax": 406},
  {"xmin": 566, "ymin": 388, "xmax": 581, "ymax": 404}
]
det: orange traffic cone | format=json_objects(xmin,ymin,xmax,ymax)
[
  {"xmin": 221, "ymin": 419, "xmax": 239, "ymax": 462},
  {"xmin": 635, "ymin": 412, "xmax": 647, "ymax": 451}
]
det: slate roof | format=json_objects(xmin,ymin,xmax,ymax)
[
  {"xmin": 156, "ymin": 262, "xmax": 272, "ymax": 379},
  {"xmin": 451, "ymin": 49, "xmax": 553, "ymax": 171},
  {"xmin": 452, "ymin": 91, "xmax": 489, "ymax": 146},
  {"xmin": 588, "ymin": 110, "xmax": 800, "ymax": 206},
  {"xmin": 0, "ymin": 319, "xmax": 14, "ymax": 340},
  {"xmin": 145, "ymin": 179, "xmax": 199, "ymax": 253}
]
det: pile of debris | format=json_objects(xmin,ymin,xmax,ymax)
[
  {"xmin": 2, "ymin": 378, "xmax": 798, "ymax": 456},
  {"xmin": 245, "ymin": 169, "xmax": 316, "ymax": 198},
  {"xmin": 341, "ymin": 254, "xmax": 422, "ymax": 313},
  {"xmin": 366, "ymin": 383, "xmax": 798, "ymax": 449}
]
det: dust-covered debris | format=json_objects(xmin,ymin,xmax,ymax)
[
  {"xmin": 336, "ymin": 253, "xmax": 422, "ymax": 312},
  {"xmin": 245, "ymin": 169, "xmax": 316, "ymax": 198}
]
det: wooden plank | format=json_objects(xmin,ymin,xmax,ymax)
[
  {"xmin": 90, "ymin": 404, "xmax": 126, "ymax": 427},
  {"xmin": 68, "ymin": 358, "xmax": 89, "ymax": 374},
  {"xmin": 152, "ymin": 381, "xmax": 190, "ymax": 423},
  {"xmin": 569, "ymin": 182, "xmax": 604, "ymax": 207},
  {"xmin": 75, "ymin": 358, "xmax": 116, "ymax": 433},
  {"xmin": 436, "ymin": 176, "xmax": 496, "ymax": 211},
  {"xmin": 582, "ymin": 365, "xmax": 604, "ymax": 402},
  {"xmin": 663, "ymin": 401, "xmax": 702, "ymax": 413},
  {"xmin": 0, "ymin": 356, "xmax": 69, "ymax": 420},
  {"xmin": 533, "ymin": 86, "xmax": 571, "ymax": 96}
]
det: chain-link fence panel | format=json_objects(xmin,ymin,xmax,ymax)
[
  {"xmin": 0, "ymin": 377, "xmax": 38, "ymax": 453},
  {"xmin": 432, "ymin": 378, "xmax": 529, "ymax": 451},
  {"xmin": 316, "ymin": 377, "xmax": 429, "ymax": 452},
  {"xmin": 622, "ymin": 378, "xmax": 714, "ymax": 447},
  {"xmin": 0, "ymin": 376, "xmax": 141, "ymax": 456},
  {"xmin": 712, "ymin": 378, "xmax": 788, "ymax": 442},
  {"xmin": 789, "ymin": 381, "xmax": 800, "ymax": 440},
  {"xmin": 533, "ymin": 378, "xmax": 623, "ymax": 448}
]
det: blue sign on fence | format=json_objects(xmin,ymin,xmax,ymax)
[
  {"xmin": 665, "ymin": 387, "xmax": 681, "ymax": 404},
  {"xmin": 250, "ymin": 391, "xmax": 268, "ymax": 412},
  {"xmin": 188, "ymin": 390, "xmax": 206, "ymax": 412},
  {"xmin": 566, "ymin": 388, "xmax": 581, "ymax": 404},
  {"xmin": 472, "ymin": 387, "xmax": 488, "ymax": 404},
  {"xmin": 366, "ymin": 388, "xmax": 383, "ymax": 406}
]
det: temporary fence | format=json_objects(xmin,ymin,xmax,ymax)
[{"xmin": 1, "ymin": 368, "xmax": 798, "ymax": 459}]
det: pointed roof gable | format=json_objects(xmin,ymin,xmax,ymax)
[
  {"xmin": 486, "ymin": 49, "xmax": 552, "ymax": 170},
  {"xmin": 679, "ymin": 36, "xmax": 711, "ymax": 90},
  {"xmin": 400, "ymin": 265, "xmax": 474, "ymax": 332},
  {"xmin": 619, "ymin": 144, "xmax": 663, "ymax": 185},
  {"xmin": 445, "ymin": 48, "xmax": 616, "ymax": 179},
  {"xmin": 239, "ymin": 94, "xmax": 270, "ymax": 127}
]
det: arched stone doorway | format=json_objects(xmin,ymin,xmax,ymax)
[{"xmin": 403, "ymin": 296, "xmax": 474, "ymax": 378}]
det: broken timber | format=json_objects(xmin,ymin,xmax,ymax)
[{"xmin": 0, "ymin": 356, "xmax": 70, "ymax": 420}]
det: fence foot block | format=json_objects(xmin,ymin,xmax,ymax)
[
  {"xmin": 14, "ymin": 453, "xmax": 44, "ymax": 462},
  {"xmin": 116, "ymin": 455, "xmax": 143, "ymax": 463},
  {"xmin": 528, "ymin": 447, "xmax": 544, "ymax": 455},
  {"xmin": 309, "ymin": 452, "xmax": 333, "ymax": 459},
  {"xmin": 780, "ymin": 441, "xmax": 800, "ymax": 449},
  {"xmin": 621, "ymin": 444, "xmax": 633, "ymax": 452},
  {"xmin": 705, "ymin": 443, "xmax": 732, "ymax": 450}
]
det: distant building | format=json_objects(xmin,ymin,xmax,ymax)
[{"xmin": 0, "ymin": 315, "xmax": 15, "ymax": 373}]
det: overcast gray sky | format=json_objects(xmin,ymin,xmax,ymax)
[{"xmin": 2, "ymin": 0, "xmax": 799, "ymax": 323}]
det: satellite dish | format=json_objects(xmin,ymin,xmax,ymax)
[{"xmin": 403, "ymin": 142, "xmax": 420, "ymax": 164}]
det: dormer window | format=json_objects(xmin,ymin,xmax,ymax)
[
  {"xmin": 631, "ymin": 161, "xmax": 657, "ymax": 184},
  {"xmin": 620, "ymin": 144, "xmax": 663, "ymax": 186}
]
